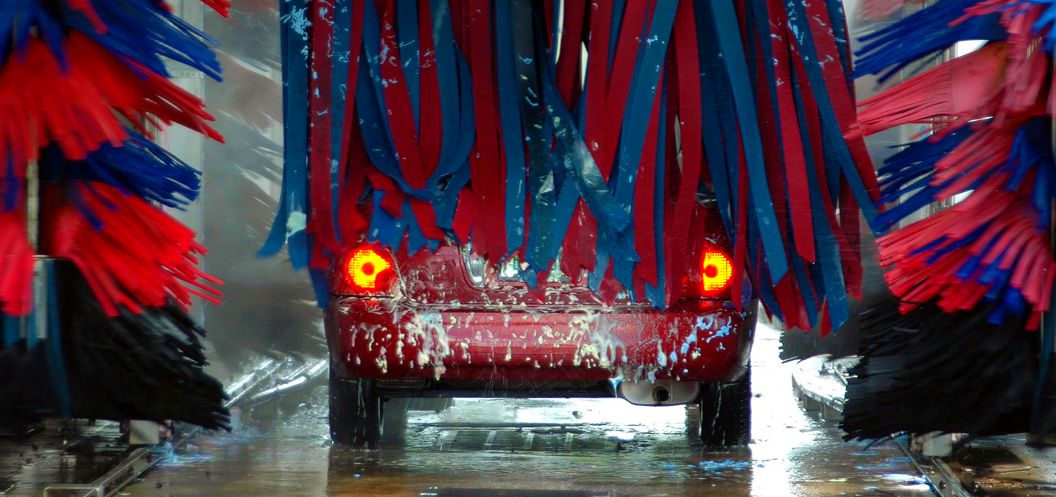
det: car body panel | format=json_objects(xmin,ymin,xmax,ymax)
[
  {"xmin": 326, "ymin": 242, "xmax": 755, "ymax": 391},
  {"xmin": 326, "ymin": 297, "xmax": 754, "ymax": 384}
]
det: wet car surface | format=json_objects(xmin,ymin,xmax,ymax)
[{"xmin": 123, "ymin": 324, "xmax": 931, "ymax": 497}]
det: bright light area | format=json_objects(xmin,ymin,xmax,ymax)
[
  {"xmin": 954, "ymin": 40, "xmax": 986, "ymax": 57},
  {"xmin": 347, "ymin": 247, "xmax": 392, "ymax": 290}
]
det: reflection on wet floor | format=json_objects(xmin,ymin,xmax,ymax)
[
  {"xmin": 0, "ymin": 421, "xmax": 127, "ymax": 496},
  {"xmin": 124, "ymin": 324, "xmax": 931, "ymax": 497},
  {"xmin": 423, "ymin": 490, "xmax": 611, "ymax": 497}
]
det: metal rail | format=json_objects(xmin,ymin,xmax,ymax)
[
  {"xmin": 892, "ymin": 439, "xmax": 972, "ymax": 497},
  {"xmin": 42, "ymin": 448, "xmax": 156, "ymax": 497},
  {"xmin": 246, "ymin": 358, "xmax": 327, "ymax": 406},
  {"xmin": 926, "ymin": 456, "xmax": 974, "ymax": 497}
]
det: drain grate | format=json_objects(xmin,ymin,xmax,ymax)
[
  {"xmin": 414, "ymin": 421, "xmax": 658, "ymax": 454},
  {"xmin": 433, "ymin": 428, "xmax": 592, "ymax": 452}
]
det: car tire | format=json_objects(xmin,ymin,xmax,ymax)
[
  {"xmin": 329, "ymin": 369, "xmax": 382, "ymax": 448},
  {"xmin": 382, "ymin": 399, "xmax": 409, "ymax": 441},
  {"xmin": 692, "ymin": 367, "xmax": 751, "ymax": 447},
  {"xmin": 380, "ymin": 398, "xmax": 452, "ymax": 440}
]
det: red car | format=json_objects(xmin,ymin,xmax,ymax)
[{"xmin": 325, "ymin": 201, "xmax": 756, "ymax": 448}]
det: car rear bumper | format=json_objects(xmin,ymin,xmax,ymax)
[{"xmin": 325, "ymin": 298, "xmax": 755, "ymax": 384}]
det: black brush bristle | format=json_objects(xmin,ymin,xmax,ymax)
[
  {"xmin": 0, "ymin": 261, "xmax": 229, "ymax": 431},
  {"xmin": 843, "ymin": 297, "xmax": 1054, "ymax": 441}
]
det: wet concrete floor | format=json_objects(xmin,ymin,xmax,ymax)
[
  {"xmin": 0, "ymin": 421, "xmax": 126, "ymax": 496},
  {"xmin": 945, "ymin": 437, "xmax": 1056, "ymax": 496},
  {"xmin": 123, "ymin": 325, "xmax": 931, "ymax": 496}
]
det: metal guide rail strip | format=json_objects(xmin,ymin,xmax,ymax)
[{"xmin": 892, "ymin": 440, "xmax": 972, "ymax": 497}]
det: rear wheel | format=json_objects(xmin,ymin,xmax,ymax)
[
  {"xmin": 690, "ymin": 367, "xmax": 751, "ymax": 447},
  {"xmin": 379, "ymin": 397, "xmax": 452, "ymax": 440},
  {"xmin": 381, "ymin": 399, "xmax": 409, "ymax": 441},
  {"xmin": 329, "ymin": 370, "xmax": 382, "ymax": 448}
]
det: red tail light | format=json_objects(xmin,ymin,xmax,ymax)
[
  {"xmin": 336, "ymin": 245, "xmax": 397, "ymax": 296},
  {"xmin": 678, "ymin": 243, "xmax": 735, "ymax": 299},
  {"xmin": 700, "ymin": 248, "xmax": 734, "ymax": 296}
]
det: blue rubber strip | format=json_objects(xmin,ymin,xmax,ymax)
[
  {"xmin": 542, "ymin": 68, "xmax": 631, "ymax": 234},
  {"xmin": 0, "ymin": 1, "xmax": 67, "ymax": 67},
  {"xmin": 330, "ymin": 0, "xmax": 353, "ymax": 242},
  {"xmin": 368, "ymin": 191, "xmax": 406, "ymax": 249},
  {"xmin": 2, "ymin": 314, "xmax": 17, "ymax": 348},
  {"xmin": 261, "ymin": 0, "xmax": 311, "ymax": 268},
  {"xmin": 45, "ymin": 263, "xmax": 70, "ymax": 418},
  {"xmin": 397, "ymin": 0, "xmax": 421, "ymax": 130},
  {"xmin": 695, "ymin": 0, "xmax": 735, "ymax": 236},
  {"xmin": 708, "ymin": 0, "xmax": 788, "ymax": 283},
  {"xmin": 517, "ymin": 0, "xmax": 558, "ymax": 274},
  {"xmin": 785, "ymin": 0, "xmax": 880, "ymax": 230},
  {"xmin": 644, "ymin": 75, "xmax": 670, "ymax": 307},
  {"xmin": 429, "ymin": 0, "xmax": 469, "ymax": 184},
  {"xmin": 495, "ymin": 0, "xmax": 528, "ymax": 257},
  {"xmin": 359, "ymin": 0, "xmax": 416, "ymax": 193},
  {"xmin": 791, "ymin": 62, "xmax": 849, "ymax": 329},
  {"xmin": 610, "ymin": 0, "xmax": 677, "ymax": 292},
  {"xmin": 432, "ymin": 47, "xmax": 476, "ymax": 233}
]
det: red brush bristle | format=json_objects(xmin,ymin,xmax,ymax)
[
  {"xmin": 877, "ymin": 190, "xmax": 1053, "ymax": 318},
  {"xmin": 42, "ymin": 183, "xmax": 222, "ymax": 317},
  {"xmin": 199, "ymin": 0, "xmax": 232, "ymax": 17},
  {"xmin": 0, "ymin": 211, "xmax": 34, "ymax": 316},
  {"xmin": 856, "ymin": 43, "xmax": 1009, "ymax": 135},
  {"xmin": 0, "ymin": 34, "xmax": 222, "ymax": 168}
]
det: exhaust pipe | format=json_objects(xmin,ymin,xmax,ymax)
[
  {"xmin": 618, "ymin": 381, "xmax": 700, "ymax": 406},
  {"xmin": 653, "ymin": 385, "xmax": 671, "ymax": 403}
]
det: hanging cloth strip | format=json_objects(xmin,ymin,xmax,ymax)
[
  {"xmin": 608, "ymin": 0, "xmax": 678, "ymax": 296},
  {"xmin": 350, "ymin": 0, "xmax": 471, "ymax": 254},
  {"xmin": 494, "ymin": 0, "xmax": 529, "ymax": 260},
  {"xmin": 307, "ymin": 0, "xmax": 337, "ymax": 266},
  {"xmin": 516, "ymin": 0, "xmax": 559, "ymax": 275},
  {"xmin": 664, "ymin": 0, "xmax": 704, "ymax": 305},
  {"xmin": 558, "ymin": 0, "xmax": 614, "ymax": 283},
  {"xmin": 268, "ymin": 0, "xmax": 880, "ymax": 329},
  {"xmin": 260, "ymin": 0, "xmax": 311, "ymax": 267}
]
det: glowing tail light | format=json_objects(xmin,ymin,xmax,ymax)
[
  {"xmin": 700, "ymin": 248, "xmax": 734, "ymax": 296},
  {"xmin": 338, "ymin": 245, "xmax": 397, "ymax": 295}
]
